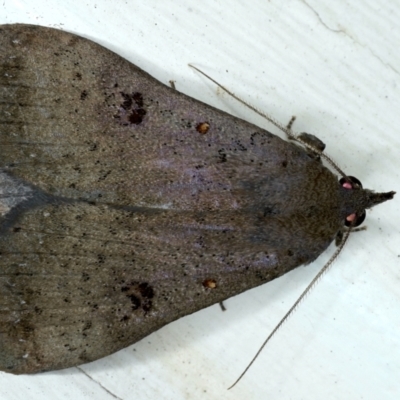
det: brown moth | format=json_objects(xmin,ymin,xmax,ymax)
[{"xmin": 0, "ymin": 24, "xmax": 394, "ymax": 374}]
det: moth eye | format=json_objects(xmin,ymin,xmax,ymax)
[
  {"xmin": 340, "ymin": 176, "xmax": 366, "ymax": 226},
  {"xmin": 339, "ymin": 176, "xmax": 363, "ymax": 189},
  {"xmin": 345, "ymin": 210, "xmax": 366, "ymax": 227}
]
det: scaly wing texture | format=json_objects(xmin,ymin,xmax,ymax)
[{"xmin": 0, "ymin": 25, "xmax": 342, "ymax": 373}]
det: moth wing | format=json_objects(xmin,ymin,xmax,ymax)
[{"xmin": 0, "ymin": 24, "xmax": 341, "ymax": 373}]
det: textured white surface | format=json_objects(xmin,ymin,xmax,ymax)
[{"xmin": 1, "ymin": 1, "xmax": 399, "ymax": 399}]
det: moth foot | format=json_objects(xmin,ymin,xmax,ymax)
[
  {"xmin": 169, "ymin": 80, "xmax": 176, "ymax": 90},
  {"xmin": 286, "ymin": 115, "xmax": 297, "ymax": 131},
  {"xmin": 335, "ymin": 226, "xmax": 367, "ymax": 246}
]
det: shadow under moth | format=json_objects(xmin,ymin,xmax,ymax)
[{"xmin": 0, "ymin": 24, "xmax": 395, "ymax": 375}]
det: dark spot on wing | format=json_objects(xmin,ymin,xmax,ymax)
[
  {"xmin": 80, "ymin": 90, "xmax": 88, "ymax": 100},
  {"xmin": 120, "ymin": 281, "xmax": 155, "ymax": 314},
  {"xmin": 114, "ymin": 92, "xmax": 147, "ymax": 125}
]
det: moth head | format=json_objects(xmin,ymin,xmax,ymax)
[{"xmin": 339, "ymin": 176, "xmax": 395, "ymax": 227}]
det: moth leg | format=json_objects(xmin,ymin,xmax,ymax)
[
  {"xmin": 285, "ymin": 116, "xmax": 326, "ymax": 159},
  {"xmin": 219, "ymin": 301, "xmax": 227, "ymax": 311},
  {"xmin": 169, "ymin": 80, "xmax": 176, "ymax": 90},
  {"xmin": 286, "ymin": 115, "xmax": 297, "ymax": 131},
  {"xmin": 335, "ymin": 226, "xmax": 367, "ymax": 246},
  {"xmin": 335, "ymin": 230, "xmax": 344, "ymax": 246}
]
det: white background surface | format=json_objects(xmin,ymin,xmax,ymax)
[{"xmin": 1, "ymin": 1, "xmax": 399, "ymax": 399}]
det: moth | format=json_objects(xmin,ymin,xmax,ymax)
[{"xmin": 0, "ymin": 24, "xmax": 394, "ymax": 374}]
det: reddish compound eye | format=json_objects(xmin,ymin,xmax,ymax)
[
  {"xmin": 339, "ymin": 176, "xmax": 362, "ymax": 189},
  {"xmin": 339, "ymin": 176, "xmax": 366, "ymax": 227},
  {"xmin": 345, "ymin": 211, "xmax": 366, "ymax": 227}
]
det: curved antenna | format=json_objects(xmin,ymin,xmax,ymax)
[{"xmin": 228, "ymin": 227, "xmax": 352, "ymax": 389}]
